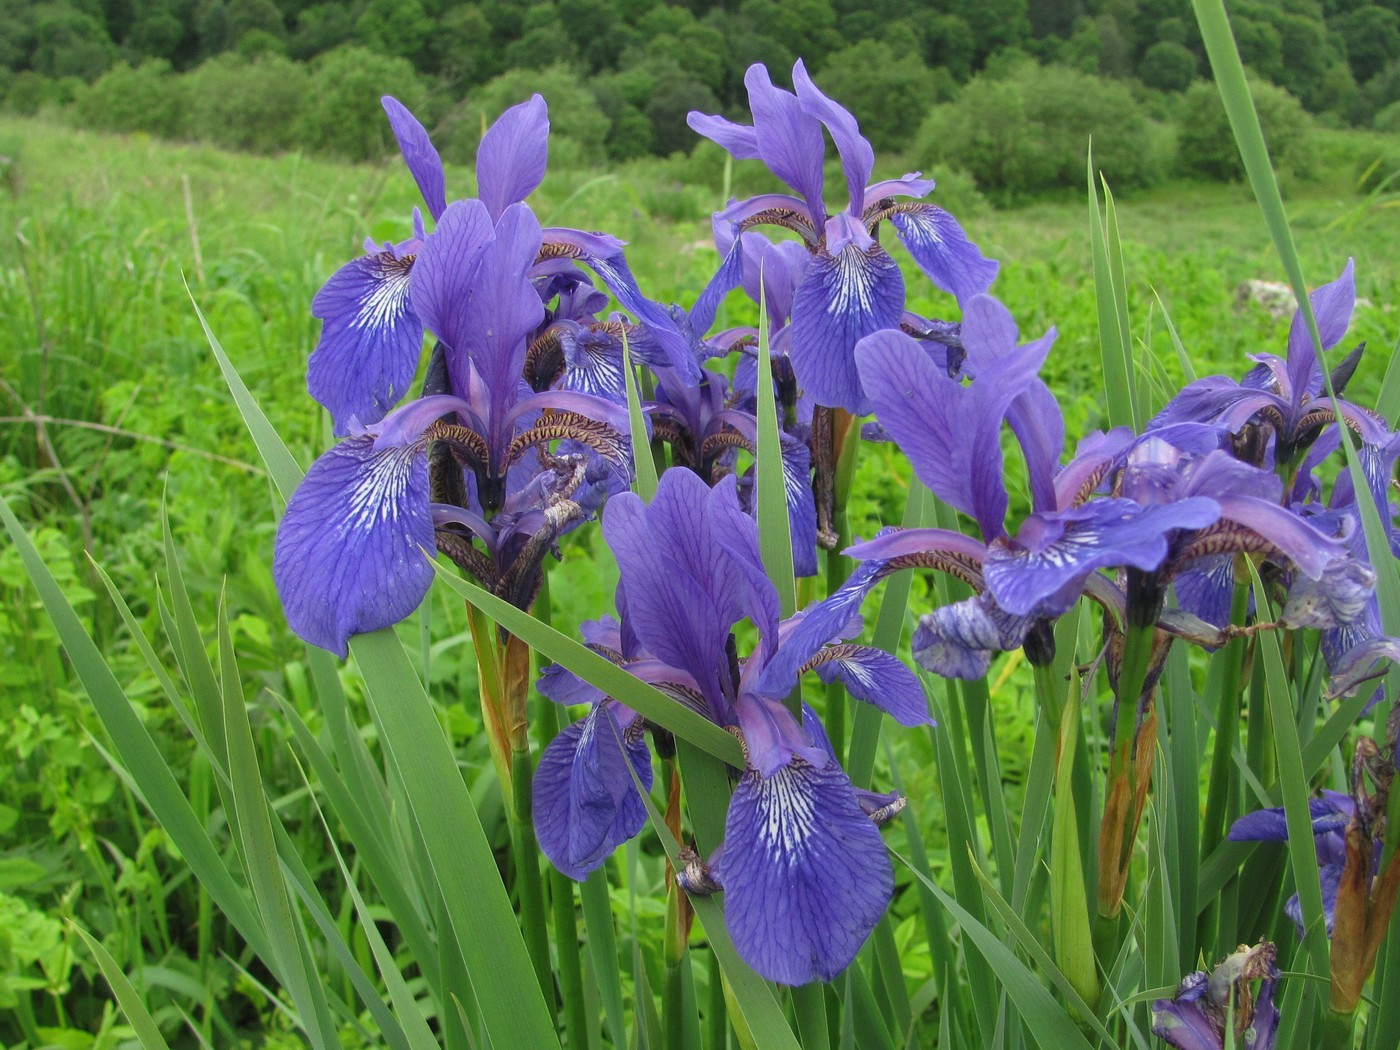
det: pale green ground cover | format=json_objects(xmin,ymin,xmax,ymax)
[{"xmin": 0, "ymin": 115, "xmax": 1396, "ymax": 1045}]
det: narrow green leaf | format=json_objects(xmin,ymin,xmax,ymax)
[
  {"xmin": 581, "ymin": 870, "xmax": 629, "ymax": 1049},
  {"xmin": 1245, "ymin": 562, "xmax": 1330, "ymax": 981},
  {"xmin": 1152, "ymin": 288, "xmax": 1197, "ymax": 385},
  {"xmin": 190, "ymin": 285, "xmax": 304, "ymax": 499},
  {"xmin": 1101, "ymin": 179, "xmax": 1139, "ymax": 425},
  {"xmin": 754, "ymin": 286, "xmax": 795, "ymax": 618},
  {"xmin": 73, "ymin": 925, "xmax": 175, "ymax": 1050},
  {"xmin": 432, "ymin": 566, "xmax": 743, "ymax": 767},
  {"xmin": 969, "ymin": 864, "xmax": 1116, "ymax": 1045},
  {"xmin": 1088, "ymin": 146, "xmax": 1136, "ymax": 432},
  {"xmin": 1191, "ymin": 0, "xmax": 1400, "ymax": 647},
  {"xmin": 301, "ymin": 768, "xmax": 441, "ymax": 1050},
  {"xmin": 220, "ymin": 612, "xmax": 341, "ymax": 1050},
  {"xmin": 895, "ymin": 851, "xmax": 1097, "ymax": 1050},
  {"xmin": 0, "ymin": 495, "xmax": 271, "ymax": 960},
  {"xmin": 272, "ymin": 693, "xmax": 441, "ymax": 994},
  {"xmin": 622, "ymin": 329, "xmax": 659, "ymax": 501},
  {"xmin": 351, "ymin": 629, "xmax": 563, "ymax": 1049}
]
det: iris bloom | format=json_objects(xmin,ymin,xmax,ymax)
[
  {"xmin": 532, "ymin": 469, "xmax": 928, "ymax": 984},
  {"xmin": 688, "ymin": 61, "xmax": 997, "ymax": 413},
  {"xmin": 306, "ymin": 95, "xmax": 695, "ymax": 439},
  {"xmin": 1152, "ymin": 942, "xmax": 1279, "ymax": 1050},
  {"xmin": 274, "ymin": 199, "xmax": 633, "ymax": 657}
]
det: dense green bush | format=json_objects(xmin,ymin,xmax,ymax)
[
  {"xmin": 1176, "ymin": 77, "xmax": 1313, "ymax": 182},
  {"xmin": 913, "ymin": 62, "xmax": 1162, "ymax": 204},
  {"xmin": 75, "ymin": 59, "xmax": 185, "ymax": 138},
  {"xmin": 182, "ymin": 53, "xmax": 307, "ymax": 155},
  {"xmin": 815, "ymin": 39, "xmax": 954, "ymax": 152},
  {"xmin": 297, "ymin": 45, "xmax": 426, "ymax": 161},
  {"xmin": 436, "ymin": 65, "xmax": 609, "ymax": 168}
]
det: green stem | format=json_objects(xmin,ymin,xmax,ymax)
[
  {"xmin": 824, "ymin": 541, "xmax": 849, "ymax": 758},
  {"xmin": 705, "ymin": 949, "xmax": 728, "ymax": 1050},
  {"xmin": 1202, "ymin": 584, "xmax": 1251, "ymax": 856},
  {"xmin": 1320, "ymin": 1007, "xmax": 1355, "ymax": 1050},
  {"xmin": 549, "ymin": 869, "xmax": 590, "ymax": 1050},
  {"xmin": 510, "ymin": 745, "xmax": 554, "ymax": 1010},
  {"xmin": 792, "ymin": 982, "xmax": 831, "ymax": 1050}
]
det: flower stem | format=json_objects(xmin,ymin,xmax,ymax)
[
  {"xmin": 511, "ymin": 743, "xmax": 555, "ymax": 1009},
  {"xmin": 1319, "ymin": 1007, "xmax": 1355, "ymax": 1050}
]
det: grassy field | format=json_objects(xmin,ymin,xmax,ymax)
[{"xmin": 1, "ymin": 115, "xmax": 1397, "ymax": 1045}]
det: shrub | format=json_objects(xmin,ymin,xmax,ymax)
[
  {"xmin": 75, "ymin": 60, "xmax": 186, "ymax": 139},
  {"xmin": 297, "ymin": 46, "xmax": 427, "ymax": 161},
  {"xmin": 4, "ymin": 72, "xmax": 50, "ymax": 116},
  {"xmin": 914, "ymin": 62, "xmax": 1161, "ymax": 204},
  {"xmin": 436, "ymin": 65, "xmax": 609, "ymax": 168},
  {"xmin": 1138, "ymin": 41, "xmax": 1197, "ymax": 93},
  {"xmin": 1176, "ymin": 78, "xmax": 1313, "ymax": 182},
  {"xmin": 815, "ymin": 40, "xmax": 953, "ymax": 152},
  {"xmin": 183, "ymin": 54, "xmax": 308, "ymax": 154}
]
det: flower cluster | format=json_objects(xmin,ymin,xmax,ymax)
[{"xmin": 271, "ymin": 59, "xmax": 1400, "ymax": 1006}]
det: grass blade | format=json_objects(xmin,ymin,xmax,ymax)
[
  {"xmin": 73, "ymin": 925, "xmax": 175, "ymax": 1050},
  {"xmin": 432, "ymin": 565, "xmax": 743, "ymax": 766},
  {"xmin": 754, "ymin": 287, "xmax": 795, "ymax": 618}
]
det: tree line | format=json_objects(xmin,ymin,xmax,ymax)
[{"xmin": 2, "ymin": 0, "xmax": 1398, "ymax": 193}]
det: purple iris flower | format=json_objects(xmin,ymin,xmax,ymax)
[
  {"xmin": 688, "ymin": 61, "xmax": 997, "ymax": 413},
  {"xmin": 1152, "ymin": 942, "xmax": 1280, "ymax": 1050},
  {"xmin": 775, "ymin": 295, "xmax": 1220, "ymax": 679},
  {"xmin": 1152, "ymin": 261, "xmax": 1394, "ymax": 481},
  {"xmin": 532, "ymin": 469, "xmax": 928, "ymax": 984},
  {"xmin": 274, "ymin": 201, "xmax": 634, "ymax": 657},
  {"xmin": 306, "ymin": 95, "xmax": 695, "ymax": 439},
  {"xmin": 1227, "ymin": 790, "xmax": 1354, "ymax": 937}
]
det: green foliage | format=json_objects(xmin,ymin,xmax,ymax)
[
  {"xmin": 916, "ymin": 61, "xmax": 1163, "ymax": 202},
  {"xmin": 4, "ymin": 72, "xmax": 52, "ymax": 115},
  {"xmin": 1335, "ymin": 5, "xmax": 1400, "ymax": 84},
  {"xmin": 438, "ymin": 65, "xmax": 608, "ymax": 167},
  {"xmin": 75, "ymin": 59, "xmax": 185, "ymax": 137},
  {"xmin": 355, "ymin": 0, "xmax": 432, "ymax": 64},
  {"xmin": 287, "ymin": 2, "xmax": 355, "ymax": 62},
  {"xmin": 816, "ymin": 40, "xmax": 953, "ymax": 151},
  {"xmin": 181, "ymin": 52, "xmax": 306, "ymax": 153},
  {"xmin": 298, "ymin": 45, "xmax": 425, "ymax": 161},
  {"xmin": 1177, "ymin": 77, "xmax": 1314, "ymax": 181},
  {"xmin": 29, "ymin": 3, "xmax": 117, "ymax": 81},
  {"xmin": 1138, "ymin": 39, "xmax": 1198, "ymax": 91}
]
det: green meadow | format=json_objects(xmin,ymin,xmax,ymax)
[{"xmin": 1, "ymin": 115, "xmax": 1397, "ymax": 1045}]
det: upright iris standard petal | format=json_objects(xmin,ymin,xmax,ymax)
[
  {"xmin": 857, "ymin": 326, "xmax": 1048, "ymax": 539},
  {"xmin": 888, "ymin": 206, "xmax": 999, "ymax": 303},
  {"xmin": 411, "ymin": 199, "xmax": 497, "ymax": 394},
  {"xmin": 705, "ymin": 475, "xmax": 782, "ymax": 652},
  {"xmin": 382, "ymin": 96, "xmax": 446, "ymax": 220},
  {"xmin": 685, "ymin": 110, "xmax": 762, "ymax": 160},
  {"xmin": 713, "ymin": 757, "xmax": 893, "ymax": 985},
  {"xmin": 273, "ymin": 435, "xmax": 433, "ymax": 659},
  {"xmin": 790, "ymin": 246, "xmax": 905, "ymax": 413},
  {"xmin": 742, "ymin": 63, "xmax": 827, "ymax": 222},
  {"xmin": 308, "ymin": 248, "xmax": 424, "ymax": 436},
  {"xmin": 603, "ymin": 471, "xmax": 744, "ymax": 706},
  {"xmin": 1285, "ymin": 258, "xmax": 1355, "ymax": 405},
  {"xmin": 791, "ymin": 58, "xmax": 872, "ymax": 221},
  {"xmin": 533, "ymin": 703, "xmax": 652, "ymax": 881},
  {"xmin": 477, "ymin": 94, "xmax": 550, "ymax": 222}
]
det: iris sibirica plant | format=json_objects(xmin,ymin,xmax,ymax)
[
  {"xmin": 19, "ymin": 23, "xmax": 1398, "ymax": 1050},
  {"xmin": 255, "ymin": 59, "xmax": 1400, "ymax": 1047}
]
